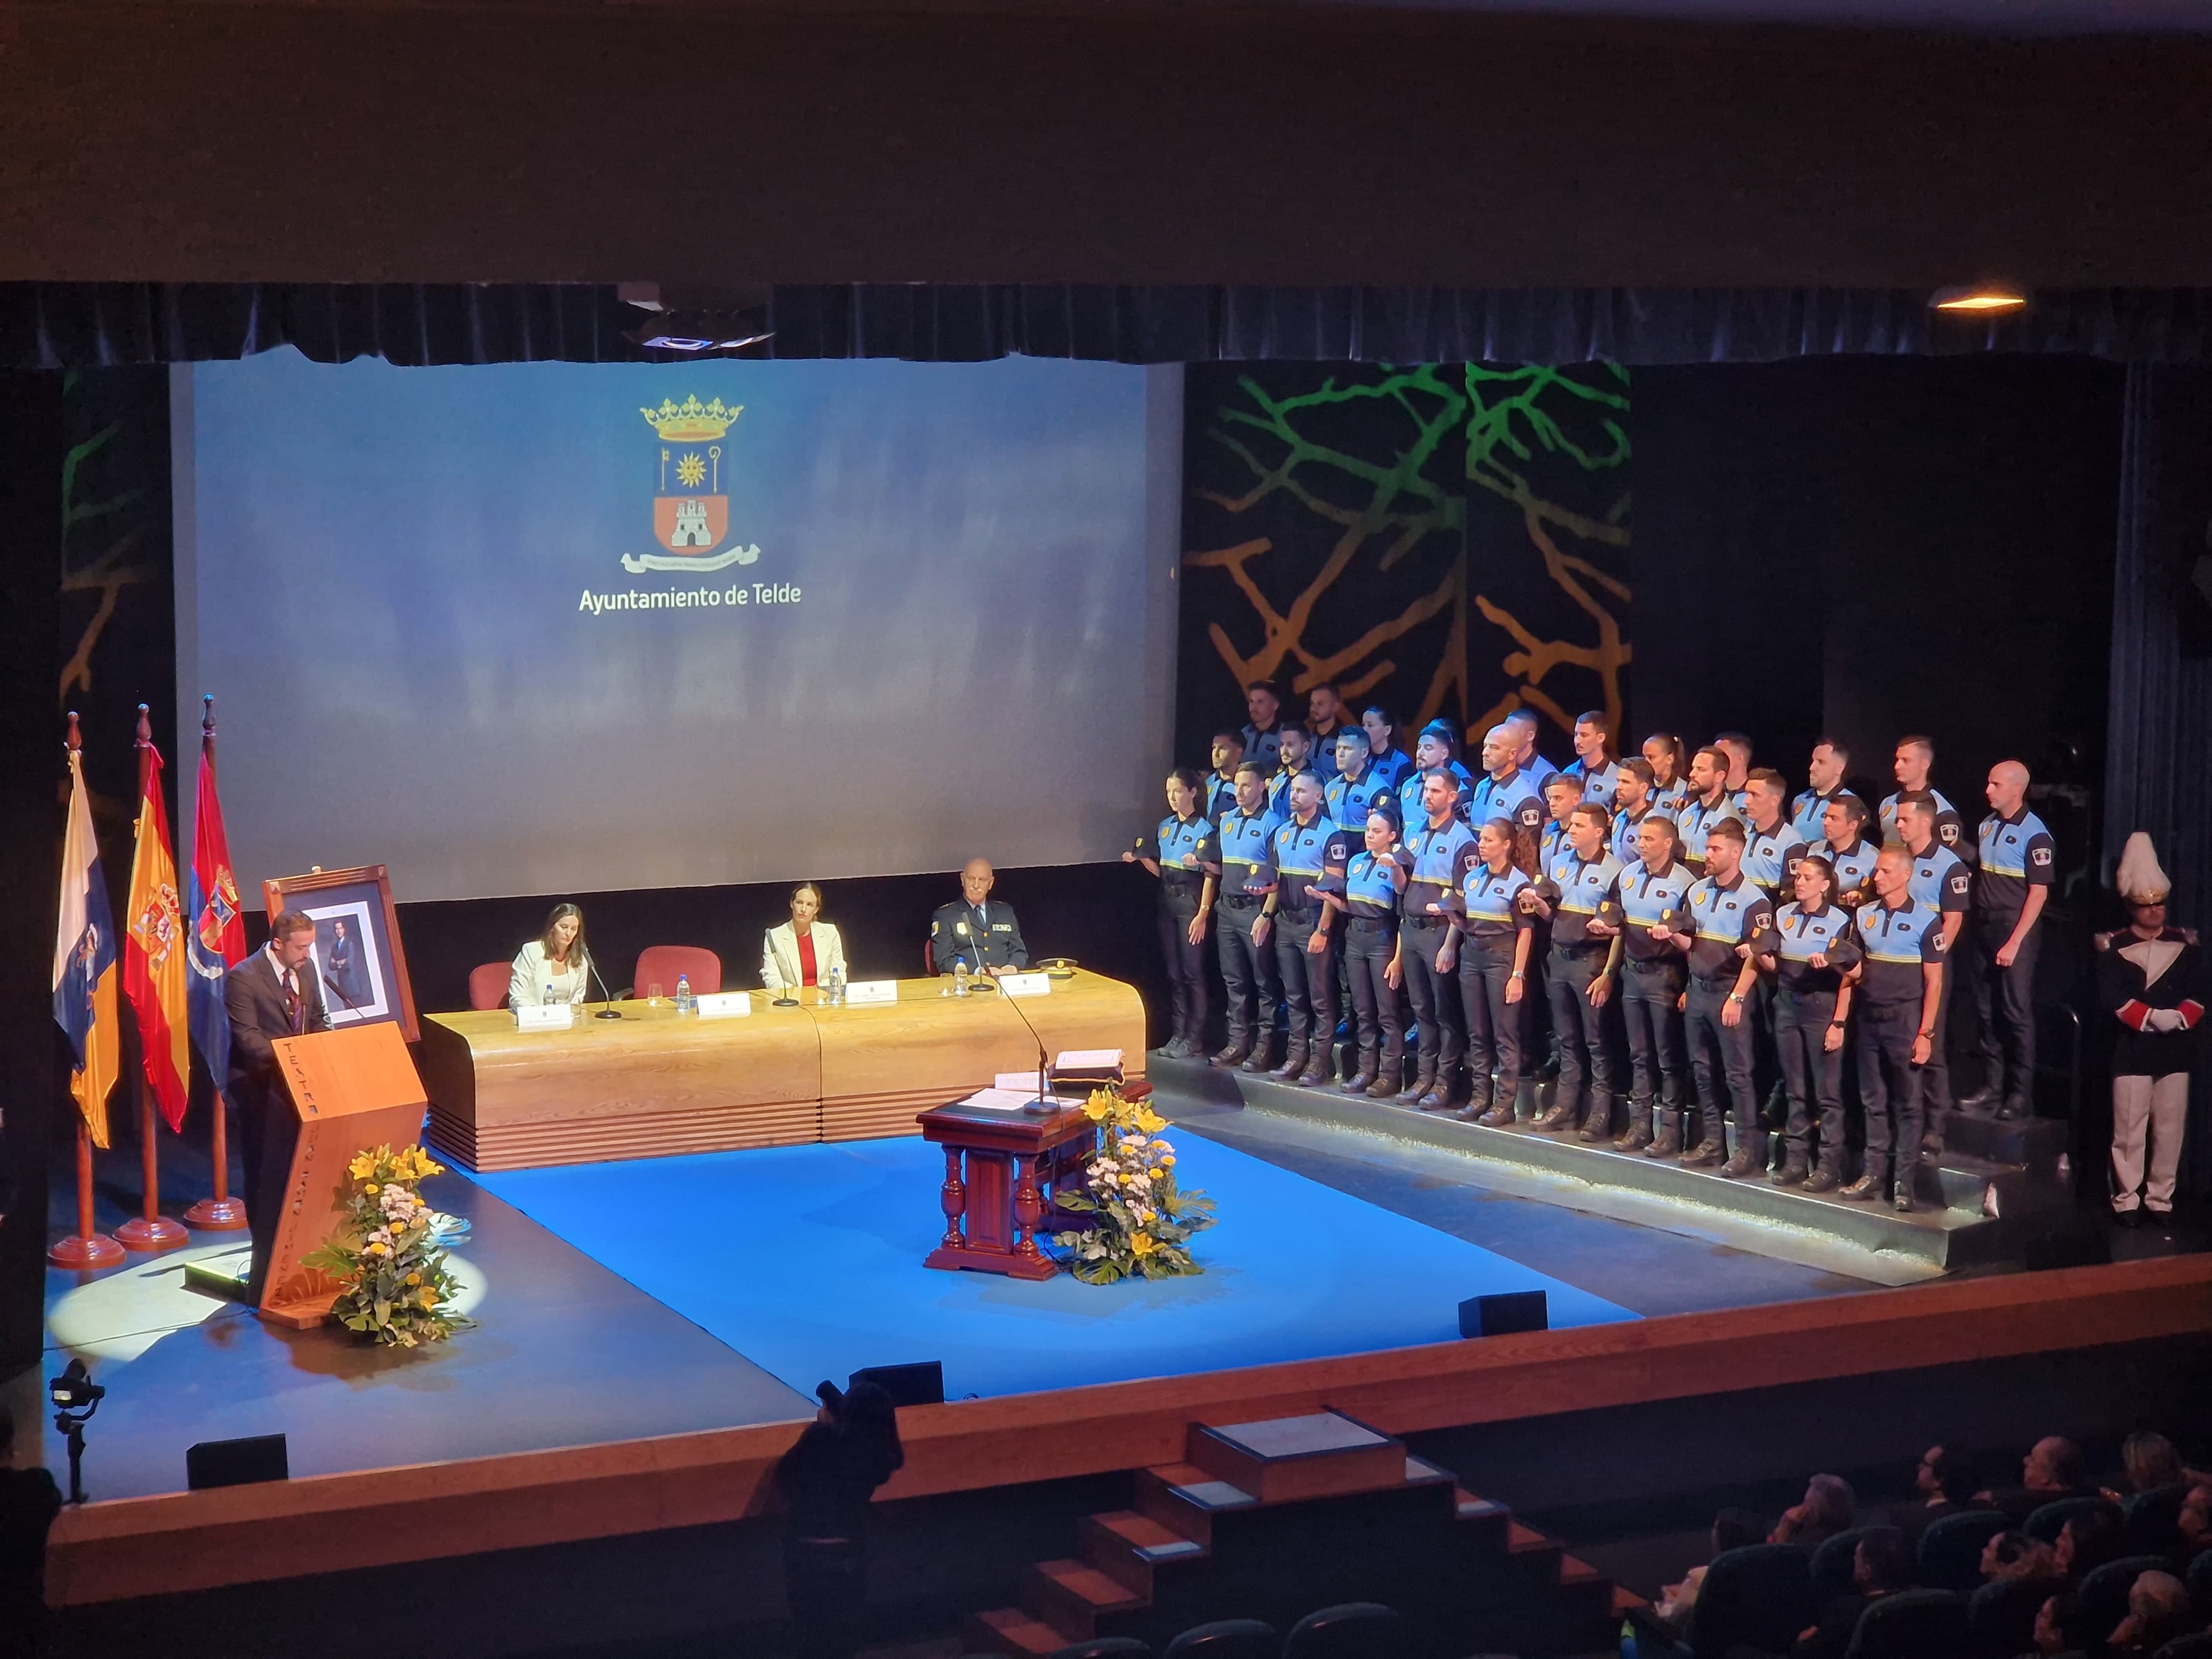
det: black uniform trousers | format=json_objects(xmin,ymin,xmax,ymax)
[
  {"xmin": 1271, "ymin": 907, "xmax": 1337, "ymax": 1050},
  {"xmin": 1620, "ymin": 958, "xmax": 1687, "ymax": 1107},
  {"xmin": 1458, "ymin": 941, "xmax": 1523, "ymax": 1112},
  {"xmin": 1343, "ymin": 917, "xmax": 1406, "ymax": 1078},
  {"xmin": 1970, "ymin": 921, "xmax": 2039, "ymax": 1108},
  {"xmin": 1214, "ymin": 896, "xmax": 1279, "ymax": 1053},
  {"xmin": 1155, "ymin": 891, "xmax": 1208, "ymax": 1046},
  {"xmin": 1546, "ymin": 943, "xmax": 1617, "ymax": 1115},
  {"xmin": 1922, "ymin": 941, "xmax": 1958, "ymax": 1113},
  {"xmin": 1682, "ymin": 974, "xmax": 1758, "ymax": 1151},
  {"xmin": 1775, "ymin": 987, "xmax": 1844, "ymax": 1165},
  {"xmin": 1857, "ymin": 999, "xmax": 1925, "ymax": 1187},
  {"xmin": 1399, "ymin": 917, "xmax": 1462, "ymax": 1086}
]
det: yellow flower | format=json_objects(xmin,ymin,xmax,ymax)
[
  {"xmin": 405, "ymin": 1272, "xmax": 421, "ymax": 1285},
  {"xmin": 1161, "ymin": 1154, "xmax": 1176, "ymax": 1167},
  {"xmin": 1129, "ymin": 1232, "xmax": 1157, "ymax": 1256},
  {"xmin": 1081, "ymin": 1094, "xmax": 1110, "ymax": 1123},
  {"xmin": 1134, "ymin": 1108, "xmax": 1167, "ymax": 1134},
  {"xmin": 1147, "ymin": 1167, "xmax": 1162, "ymax": 1180},
  {"xmin": 365, "ymin": 1241, "xmax": 388, "ymax": 1256}
]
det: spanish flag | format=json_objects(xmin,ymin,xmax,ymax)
[
  {"xmin": 124, "ymin": 742, "xmax": 192, "ymax": 1132},
  {"xmin": 52, "ymin": 745, "xmax": 117, "ymax": 1147}
]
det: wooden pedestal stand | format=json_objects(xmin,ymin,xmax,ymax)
[
  {"xmin": 48, "ymin": 1121, "xmax": 124, "ymax": 1270},
  {"xmin": 182, "ymin": 1089, "xmax": 248, "ymax": 1230},
  {"xmin": 916, "ymin": 1099, "xmax": 1097, "ymax": 1281}
]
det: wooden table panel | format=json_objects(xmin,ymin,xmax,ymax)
[{"xmin": 418, "ymin": 973, "xmax": 1147, "ymax": 1168}]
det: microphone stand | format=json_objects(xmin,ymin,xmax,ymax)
[
  {"xmin": 997, "ymin": 961, "xmax": 1054, "ymax": 1115},
  {"xmin": 586, "ymin": 952, "xmax": 624, "ymax": 1019}
]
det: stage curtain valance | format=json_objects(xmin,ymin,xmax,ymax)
[{"xmin": 8, "ymin": 284, "xmax": 2212, "ymax": 369}]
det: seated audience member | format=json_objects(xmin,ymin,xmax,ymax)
[
  {"xmin": 1790, "ymin": 1529, "xmax": 1912, "ymax": 1659},
  {"xmin": 928, "ymin": 859, "xmax": 1030, "ymax": 977},
  {"xmin": 508, "ymin": 901, "xmax": 592, "ymax": 1008},
  {"xmin": 0, "ymin": 1407, "xmax": 62, "ymax": 1653},
  {"xmin": 2053, "ymin": 1504, "xmax": 2125, "ymax": 1584},
  {"xmin": 764, "ymin": 881, "xmax": 846, "ymax": 997},
  {"xmin": 1654, "ymin": 1507, "xmax": 1765, "ymax": 1634},
  {"xmin": 1893, "ymin": 1443, "xmax": 1980, "ymax": 1546},
  {"xmin": 2108, "ymin": 1570, "xmax": 2193, "ymax": 1655},
  {"xmin": 2100, "ymin": 1430, "xmax": 2189, "ymax": 1502},
  {"xmin": 2033, "ymin": 1592, "xmax": 2093, "ymax": 1657},
  {"xmin": 2179, "ymin": 1484, "xmax": 2212, "ymax": 1559},
  {"xmin": 1981, "ymin": 1436, "xmax": 2093, "ymax": 1523},
  {"xmin": 1982, "ymin": 1529, "xmax": 2060, "ymax": 1586},
  {"xmin": 1772, "ymin": 1474, "xmax": 1857, "ymax": 1551}
]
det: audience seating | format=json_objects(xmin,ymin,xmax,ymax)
[
  {"xmin": 1915, "ymin": 1509, "xmax": 2009, "ymax": 1595},
  {"xmin": 2022, "ymin": 1494, "xmax": 2108, "ymax": 1544},
  {"xmin": 1687, "ymin": 1543, "xmax": 1815, "ymax": 1658},
  {"xmin": 2155, "ymin": 1635, "xmax": 2212, "ymax": 1659},
  {"xmin": 467, "ymin": 961, "xmax": 510, "ymax": 1010},
  {"xmin": 1842, "ymin": 1587, "xmax": 1966, "ymax": 1659},
  {"xmin": 2080, "ymin": 1553, "xmax": 2183, "ymax": 1642},
  {"xmin": 2129, "ymin": 1484, "xmax": 2192, "ymax": 1552},
  {"xmin": 1812, "ymin": 1524, "xmax": 1897, "ymax": 1601},
  {"xmin": 1280, "ymin": 1601, "xmax": 1402, "ymax": 1659},
  {"xmin": 1046, "ymin": 1640, "xmax": 1152, "ymax": 1659},
  {"xmin": 1159, "ymin": 1620, "xmax": 1275, "ymax": 1659},
  {"xmin": 629, "ymin": 945, "xmax": 720, "ymax": 998},
  {"xmin": 2191, "ymin": 1548, "xmax": 2212, "ymax": 1600},
  {"xmin": 1965, "ymin": 1575, "xmax": 2047, "ymax": 1659}
]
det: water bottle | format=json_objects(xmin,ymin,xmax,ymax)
[
  {"xmin": 831, "ymin": 965, "xmax": 846, "ymax": 1006},
  {"xmin": 675, "ymin": 973, "xmax": 693, "ymax": 1016},
  {"xmin": 953, "ymin": 957, "xmax": 970, "ymax": 998}
]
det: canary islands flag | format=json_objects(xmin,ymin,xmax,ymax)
[
  {"xmin": 53, "ymin": 747, "xmax": 117, "ymax": 1148},
  {"xmin": 187, "ymin": 741, "xmax": 247, "ymax": 1086},
  {"xmin": 124, "ymin": 743, "xmax": 192, "ymax": 1133}
]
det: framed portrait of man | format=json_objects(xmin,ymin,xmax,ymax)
[{"xmin": 260, "ymin": 864, "xmax": 420, "ymax": 1042}]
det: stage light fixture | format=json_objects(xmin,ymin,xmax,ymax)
[
  {"xmin": 1929, "ymin": 285, "xmax": 2028, "ymax": 314},
  {"xmin": 619, "ymin": 281, "xmax": 775, "ymax": 357}
]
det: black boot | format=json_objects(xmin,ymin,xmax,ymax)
[
  {"xmin": 1211, "ymin": 1039, "xmax": 1249, "ymax": 1068},
  {"xmin": 1342, "ymin": 1045, "xmax": 1377, "ymax": 1095},
  {"xmin": 1644, "ymin": 1108, "xmax": 1683, "ymax": 1159},
  {"xmin": 1803, "ymin": 1151, "xmax": 1843, "ymax": 1193},
  {"xmin": 1771, "ymin": 1149, "xmax": 1811, "ymax": 1187},
  {"xmin": 1270, "ymin": 1039, "xmax": 1308, "ymax": 1080},
  {"xmin": 1533, "ymin": 1092, "xmax": 1578, "ymax": 1132},
  {"xmin": 1578, "ymin": 1093, "xmax": 1615, "ymax": 1143},
  {"xmin": 1240, "ymin": 1035, "xmax": 1277, "ymax": 1074},
  {"xmin": 1840, "ymin": 1169, "xmax": 1885, "ymax": 1201},
  {"xmin": 1613, "ymin": 1098, "xmax": 1653, "ymax": 1153},
  {"xmin": 1298, "ymin": 1045, "xmax": 1332, "ymax": 1087},
  {"xmin": 1396, "ymin": 1063, "xmax": 1434, "ymax": 1105}
]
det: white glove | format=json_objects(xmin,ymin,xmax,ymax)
[{"xmin": 2144, "ymin": 1007, "xmax": 2186, "ymax": 1033}]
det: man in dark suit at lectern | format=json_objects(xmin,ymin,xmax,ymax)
[{"xmin": 226, "ymin": 909, "xmax": 333, "ymax": 1298}]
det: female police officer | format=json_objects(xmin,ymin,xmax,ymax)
[
  {"xmin": 1592, "ymin": 813, "xmax": 1696, "ymax": 1155},
  {"xmin": 1124, "ymin": 768, "xmax": 1219, "ymax": 1058},
  {"xmin": 1769, "ymin": 853, "xmax": 1860, "ymax": 1190},
  {"xmin": 1322, "ymin": 806, "xmax": 1410, "ymax": 1097},
  {"xmin": 1438, "ymin": 816, "xmax": 1540, "ymax": 1125}
]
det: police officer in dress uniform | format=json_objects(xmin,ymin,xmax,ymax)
[
  {"xmin": 1441, "ymin": 816, "xmax": 1539, "ymax": 1123},
  {"xmin": 1524, "ymin": 801, "xmax": 1626, "ymax": 1141},
  {"xmin": 1209, "ymin": 761, "xmax": 1286, "ymax": 1070},
  {"xmin": 1322, "ymin": 807, "xmax": 1410, "ymax": 1098},
  {"xmin": 1259, "ymin": 771, "xmax": 1354, "ymax": 1086},
  {"xmin": 1897, "ymin": 792, "xmax": 1971, "ymax": 1125},
  {"xmin": 1792, "ymin": 738, "xmax": 1851, "ymax": 845},
  {"xmin": 1325, "ymin": 727, "xmax": 1395, "ymax": 832},
  {"xmin": 1305, "ymin": 683, "xmax": 1352, "ymax": 782},
  {"xmin": 1674, "ymin": 745, "xmax": 1744, "ymax": 876},
  {"xmin": 1360, "ymin": 705, "xmax": 1414, "ymax": 791},
  {"xmin": 1563, "ymin": 709, "xmax": 1621, "ymax": 807},
  {"xmin": 1470, "ymin": 723, "xmax": 1548, "ymax": 839},
  {"xmin": 1850, "ymin": 844, "xmax": 1949, "ymax": 1212},
  {"xmin": 1608, "ymin": 758, "xmax": 1662, "ymax": 867},
  {"xmin": 1741, "ymin": 768, "xmax": 1811, "ymax": 1126},
  {"xmin": 2098, "ymin": 833, "xmax": 2205, "ymax": 1228},
  {"xmin": 1642, "ymin": 733, "xmax": 1692, "ymax": 816},
  {"xmin": 1203, "ymin": 731, "xmax": 1245, "ymax": 824},
  {"xmin": 1670, "ymin": 819, "xmax": 1778, "ymax": 1175},
  {"xmin": 1266, "ymin": 726, "xmax": 1313, "ymax": 816},
  {"xmin": 1960, "ymin": 760, "xmax": 2055, "ymax": 1121},
  {"xmin": 1770, "ymin": 854, "xmax": 1862, "ymax": 1191},
  {"xmin": 1812, "ymin": 794, "xmax": 1880, "ymax": 909},
  {"xmin": 1398, "ymin": 769, "xmax": 1479, "ymax": 1108},
  {"xmin": 1714, "ymin": 732, "xmax": 1756, "ymax": 815},
  {"xmin": 931, "ymin": 859, "xmax": 1031, "ymax": 977},
  {"xmin": 1124, "ymin": 769, "xmax": 1219, "ymax": 1059},
  {"xmin": 1540, "ymin": 773, "xmax": 1584, "ymax": 875},
  {"xmin": 1879, "ymin": 735, "xmax": 1969, "ymax": 860},
  {"xmin": 1595, "ymin": 815, "xmax": 1697, "ymax": 1155},
  {"xmin": 1397, "ymin": 721, "xmax": 1475, "ymax": 830},
  {"xmin": 1240, "ymin": 681, "xmax": 1288, "ymax": 773},
  {"xmin": 1504, "ymin": 709, "xmax": 1564, "ymax": 792}
]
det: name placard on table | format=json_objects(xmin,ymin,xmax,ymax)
[
  {"xmin": 694, "ymin": 991, "xmax": 751, "ymax": 1019},
  {"xmin": 997, "ymin": 972, "xmax": 1052, "ymax": 998},
  {"xmin": 515, "ymin": 1003, "xmax": 575, "ymax": 1032},
  {"xmin": 843, "ymin": 980, "xmax": 899, "ymax": 1005}
]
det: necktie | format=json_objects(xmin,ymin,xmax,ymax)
[{"xmin": 283, "ymin": 971, "xmax": 303, "ymax": 1034}]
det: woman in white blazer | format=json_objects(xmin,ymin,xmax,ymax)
[
  {"xmin": 509, "ymin": 902, "xmax": 592, "ymax": 1009},
  {"xmin": 763, "ymin": 882, "xmax": 847, "ymax": 994}
]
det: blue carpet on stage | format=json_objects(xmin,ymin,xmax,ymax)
[{"xmin": 476, "ymin": 1134, "xmax": 1635, "ymax": 1402}]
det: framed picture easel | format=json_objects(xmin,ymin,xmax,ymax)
[{"xmin": 262, "ymin": 864, "xmax": 420, "ymax": 1042}]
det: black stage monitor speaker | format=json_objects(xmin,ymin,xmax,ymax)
[
  {"xmin": 186, "ymin": 1433, "xmax": 289, "ymax": 1490},
  {"xmin": 849, "ymin": 1361, "xmax": 945, "ymax": 1407},
  {"xmin": 1460, "ymin": 1290, "xmax": 1548, "ymax": 1339}
]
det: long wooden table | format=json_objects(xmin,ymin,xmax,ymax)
[{"xmin": 418, "ymin": 971, "xmax": 1146, "ymax": 1170}]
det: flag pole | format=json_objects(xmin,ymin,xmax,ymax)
[
  {"xmin": 49, "ymin": 712, "xmax": 124, "ymax": 1271},
  {"xmin": 185, "ymin": 696, "xmax": 246, "ymax": 1230},
  {"xmin": 115, "ymin": 705, "xmax": 187, "ymax": 1254}
]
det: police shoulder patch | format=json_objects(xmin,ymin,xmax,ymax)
[{"xmin": 2031, "ymin": 847, "xmax": 2052, "ymax": 866}]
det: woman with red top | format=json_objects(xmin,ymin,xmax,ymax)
[{"xmin": 763, "ymin": 881, "xmax": 847, "ymax": 996}]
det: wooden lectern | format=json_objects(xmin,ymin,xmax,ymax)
[
  {"xmin": 916, "ymin": 1100, "xmax": 1096, "ymax": 1281},
  {"xmin": 257, "ymin": 1022, "xmax": 431, "ymax": 1329}
]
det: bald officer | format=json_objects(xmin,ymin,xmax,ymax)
[
  {"xmin": 1962, "ymin": 760, "xmax": 2055, "ymax": 1121},
  {"xmin": 931, "ymin": 859, "xmax": 1031, "ymax": 976}
]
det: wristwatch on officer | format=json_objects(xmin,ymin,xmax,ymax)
[
  {"xmin": 1727, "ymin": 991, "xmax": 1746, "ymax": 1004},
  {"xmin": 1828, "ymin": 1019, "xmax": 1846, "ymax": 1029}
]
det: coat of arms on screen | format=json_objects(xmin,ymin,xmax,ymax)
[{"xmin": 623, "ymin": 396, "xmax": 765, "ymax": 575}]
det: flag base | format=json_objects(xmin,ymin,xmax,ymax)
[
  {"xmin": 49, "ymin": 1232, "xmax": 126, "ymax": 1271},
  {"xmin": 115, "ymin": 1214, "xmax": 190, "ymax": 1253},
  {"xmin": 184, "ymin": 1195, "xmax": 249, "ymax": 1230}
]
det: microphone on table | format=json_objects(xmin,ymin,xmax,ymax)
[
  {"xmin": 997, "ymin": 962, "xmax": 1054, "ymax": 1115},
  {"xmin": 585, "ymin": 951, "xmax": 624, "ymax": 1019}
]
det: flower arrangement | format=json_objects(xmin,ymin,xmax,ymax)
[
  {"xmin": 1051, "ymin": 1088, "xmax": 1215, "ymax": 1285},
  {"xmin": 300, "ymin": 1144, "xmax": 472, "ymax": 1347}
]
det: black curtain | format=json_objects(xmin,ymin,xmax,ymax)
[
  {"xmin": 8, "ymin": 284, "xmax": 2212, "ymax": 370},
  {"xmin": 2103, "ymin": 363, "xmax": 2212, "ymax": 1190}
]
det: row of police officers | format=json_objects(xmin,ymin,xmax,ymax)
[{"xmin": 1129, "ymin": 686, "xmax": 2056, "ymax": 1214}]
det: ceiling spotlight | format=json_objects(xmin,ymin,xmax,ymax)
[
  {"xmin": 1929, "ymin": 285, "xmax": 2028, "ymax": 314},
  {"xmin": 619, "ymin": 283, "xmax": 775, "ymax": 356}
]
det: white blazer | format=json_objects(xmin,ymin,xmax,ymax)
[
  {"xmin": 509, "ymin": 939, "xmax": 590, "ymax": 1009},
  {"xmin": 762, "ymin": 921, "xmax": 846, "ymax": 993}
]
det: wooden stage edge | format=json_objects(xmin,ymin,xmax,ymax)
[{"xmin": 48, "ymin": 1253, "xmax": 2212, "ymax": 1606}]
